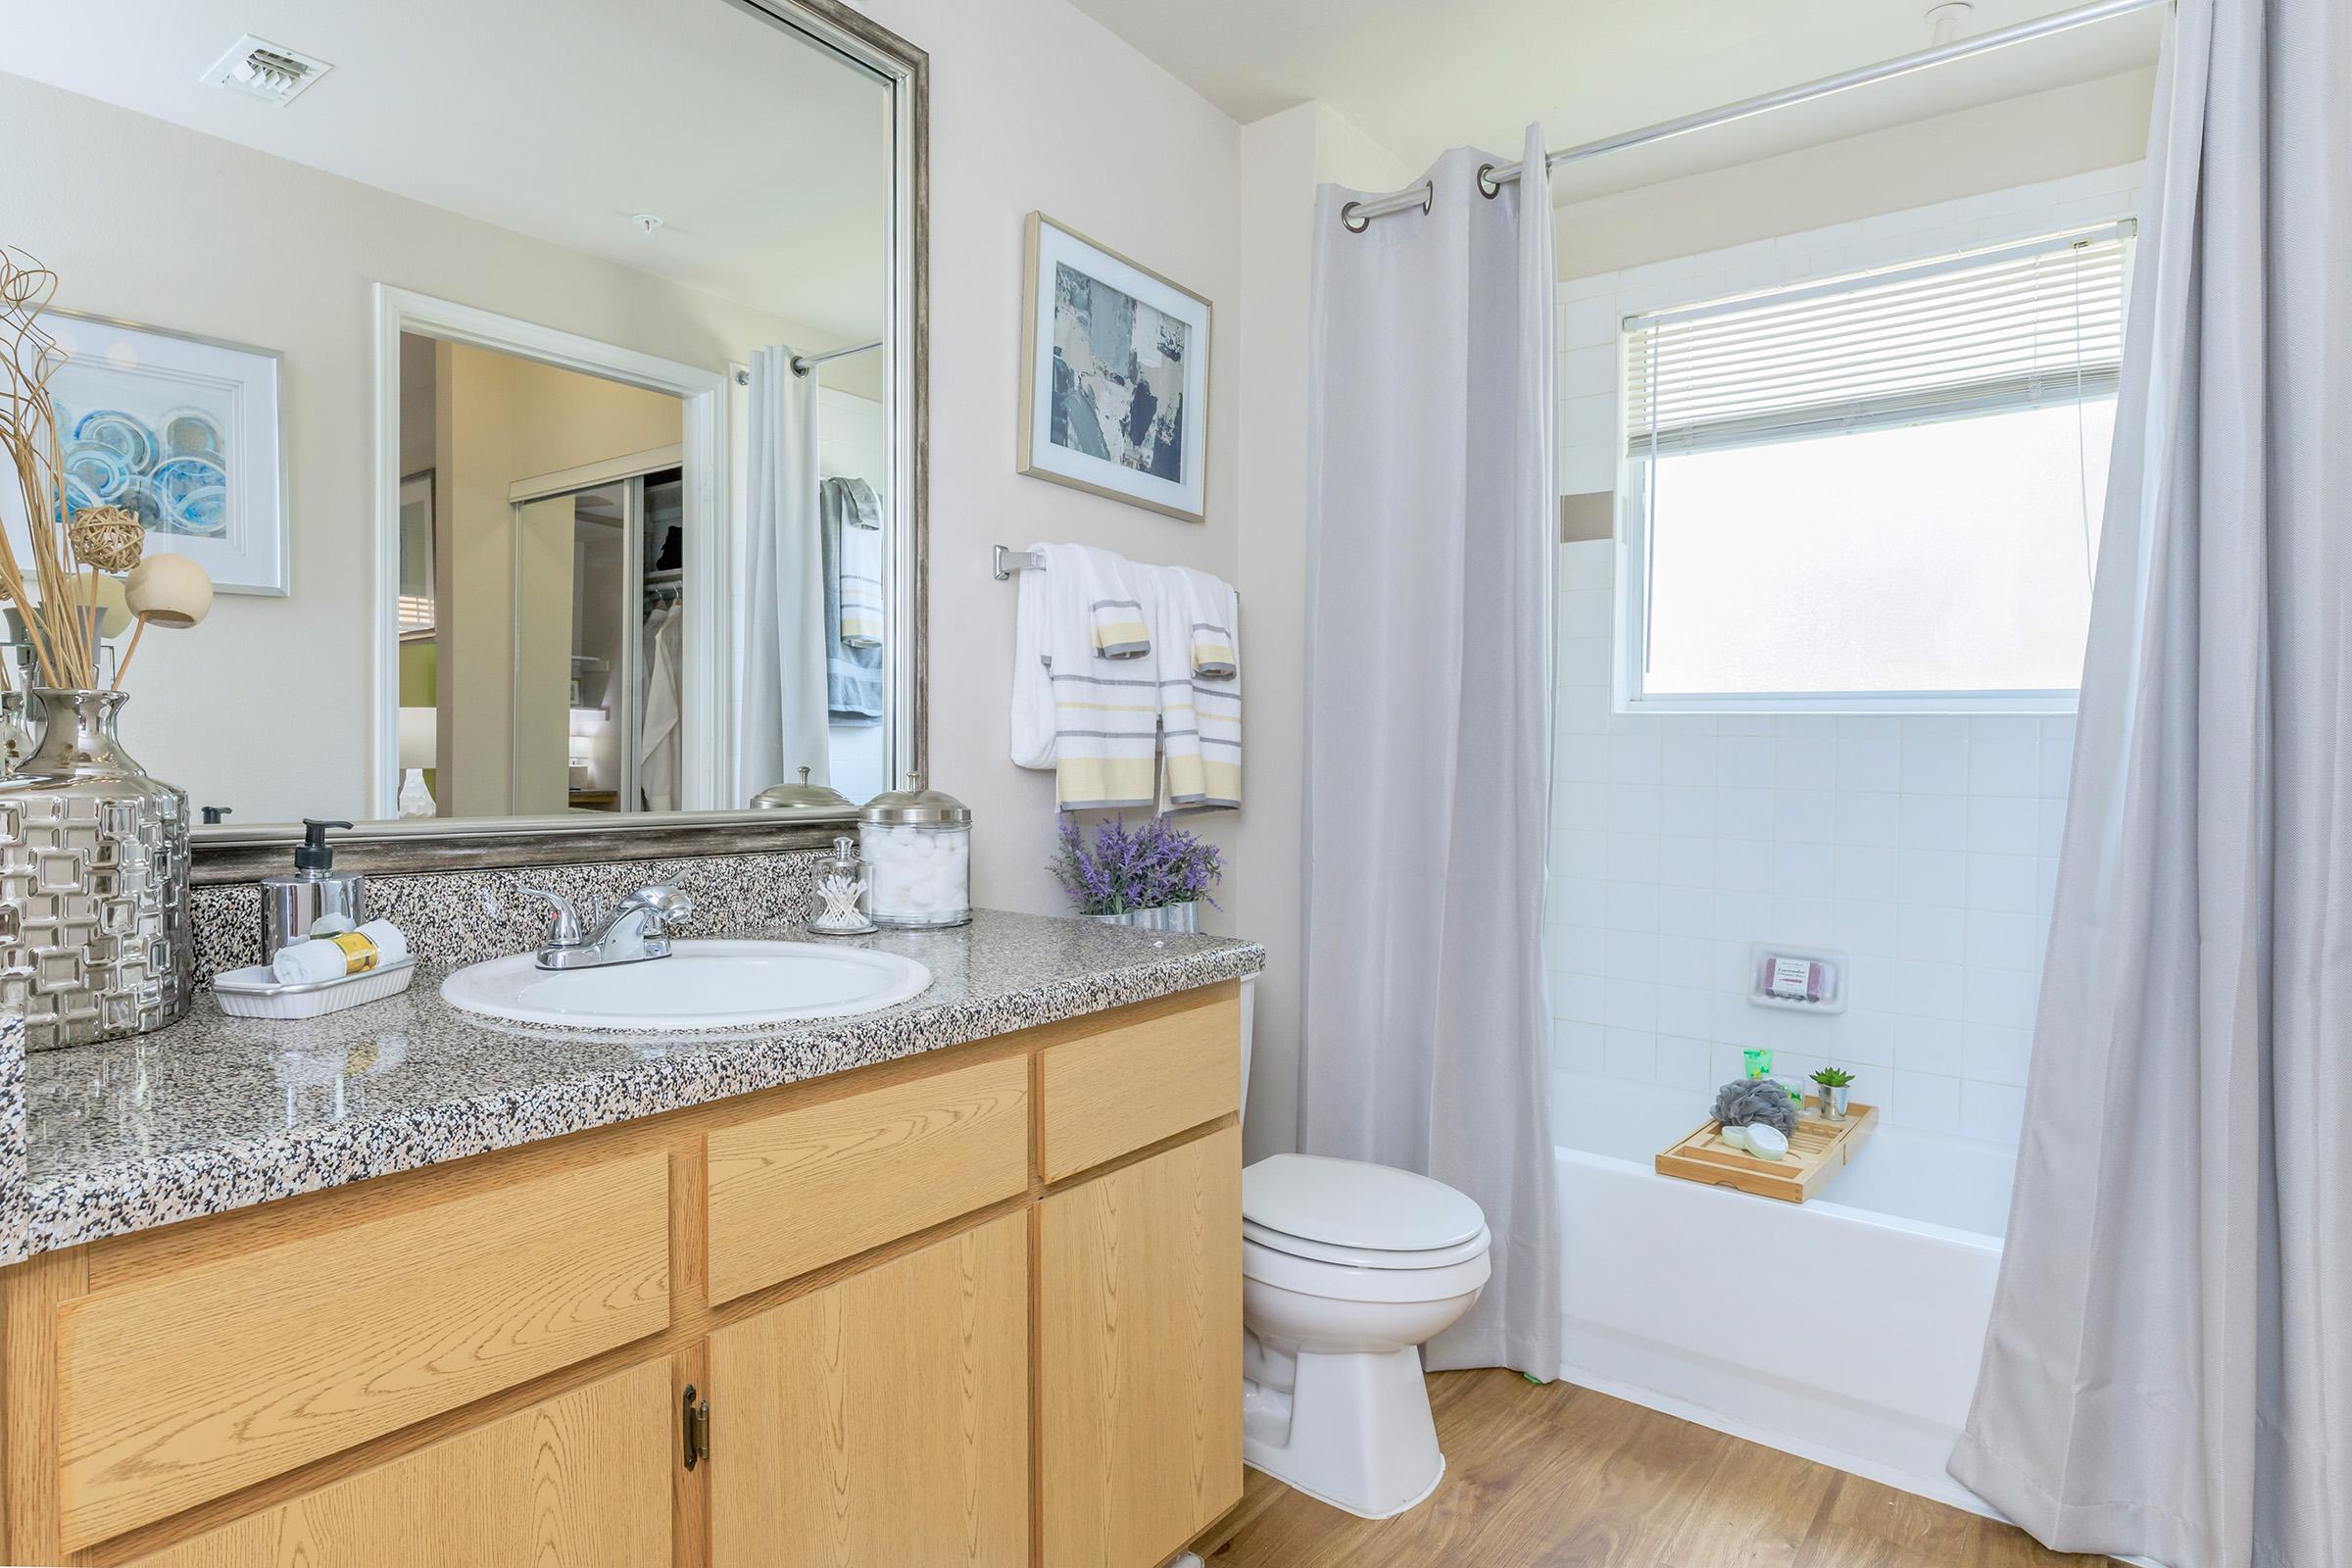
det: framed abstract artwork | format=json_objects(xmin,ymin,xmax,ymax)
[
  {"xmin": 1017, "ymin": 213, "xmax": 1210, "ymax": 522},
  {"xmin": 34, "ymin": 312, "xmax": 287, "ymax": 595}
]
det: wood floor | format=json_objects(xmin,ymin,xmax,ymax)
[{"xmin": 1206, "ymin": 1370, "xmax": 2115, "ymax": 1568}]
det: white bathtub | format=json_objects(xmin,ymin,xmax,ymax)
[{"xmin": 1553, "ymin": 1071, "xmax": 2012, "ymax": 1516}]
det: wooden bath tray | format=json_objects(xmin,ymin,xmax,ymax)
[{"xmin": 1654, "ymin": 1099, "xmax": 1878, "ymax": 1203}]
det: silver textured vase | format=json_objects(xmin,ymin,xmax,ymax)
[{"xmin": 0, "ymin": 689, "xmax": 191, "ymax": 1051}]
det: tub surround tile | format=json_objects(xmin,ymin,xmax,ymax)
[{"xmin": 20, "ymin": 909, "xmax": 1261, "ymax": 1260}]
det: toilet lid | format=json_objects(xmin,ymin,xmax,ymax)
[{"xmin": 1242, "ymin": 1154, "xmax": 1487, "ymax": 1254}]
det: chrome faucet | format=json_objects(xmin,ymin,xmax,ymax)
[{"xmin": 522, "ymin": 884, "xmax": 696, "ymax": 970}]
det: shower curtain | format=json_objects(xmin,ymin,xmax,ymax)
[
  {"xmin": 1949, "ymin": 2, "xmax": 2350, "ymax": 1563},
  {"xmin": 1299, "ymin": 128, "xmax": 1561, "ymax": 1377},
  {"xmin": 738, "ymin": 346, "xmax": 830, "ymax": 798}
]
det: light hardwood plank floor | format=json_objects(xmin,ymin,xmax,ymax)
[{"xmin": 1208, "ymin": 1370, "xmax": 2116, "ymax": 1568}]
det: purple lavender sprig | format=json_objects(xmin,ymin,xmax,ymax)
[{"xmin": 1053, "ymin": 813, "xmax": 1224, "ymax": 914}]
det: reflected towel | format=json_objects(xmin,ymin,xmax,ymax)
[{"xmin": 827, "ymin": 477, "xmax": 886, "ymax": 648}]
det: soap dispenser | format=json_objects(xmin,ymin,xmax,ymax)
[{"xmin": 261, "ymin": 818, "xmax": 367, "ymax": 960}]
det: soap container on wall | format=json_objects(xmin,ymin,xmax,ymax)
[{"xmin": 858, "ymin": 774, "xmax": 971, "ymax": 928}]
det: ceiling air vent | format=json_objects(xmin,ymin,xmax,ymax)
[{"xmin": 201, "ymin": 35, "xmax": 334, "ymax": 106}]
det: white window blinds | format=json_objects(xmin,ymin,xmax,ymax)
[{"xmin": 1625, "ymin": 221, "xmax": 2132, "ymax": 456}]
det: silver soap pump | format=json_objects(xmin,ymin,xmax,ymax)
[{"xmin": 260, "ymin": 818, "xmax": 368, "ymax": 960}]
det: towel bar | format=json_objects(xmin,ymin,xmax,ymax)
[
  {"xmin": 992, "ymin": 545, "xmax": 1044, "ymax": 579},
  {"xmin": 991, "ymin": 545, "xmax": 1238, "ymax": 602}
]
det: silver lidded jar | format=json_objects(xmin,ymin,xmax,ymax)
[
  {"xmin": 0, "ymin": 688, "xmax": 192, "ymax": 1050},
  {"xmin": 858, "ymin": 773, "xmax": 972, "ymax": 928}
]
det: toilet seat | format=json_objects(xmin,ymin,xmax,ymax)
[
  {"xmin": 1241, "ymin": 1153, "xmax": 1491, "ymax": 1278},
  {"xmin": 1242, "ymin": 1219, "xmax": 1493, "ymax": 1271}
]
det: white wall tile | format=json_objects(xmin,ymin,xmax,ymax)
[{"xmin": 1541, "ymin": 173, "xmax": 2136, "ymax": 1152}]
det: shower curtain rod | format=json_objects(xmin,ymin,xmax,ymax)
[
  {"xmin": 791, "ymin": 339, "xmax": 883, "ymax": 375},
  {"xmin": 1340, "ymin": 0, "xmax": 2169, "ymax": 229}
]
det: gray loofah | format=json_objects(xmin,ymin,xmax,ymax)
[{"xmin": 1712, "ymin": 1078, "xmax": 1799, "ymax": 1137}]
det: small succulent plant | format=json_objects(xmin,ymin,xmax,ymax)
[{"xmin": 1811, "ymin": 1066, "xmax": 1856, "ymax": 1088}]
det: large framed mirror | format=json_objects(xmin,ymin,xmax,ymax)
[{"xmin": 0, "ymin": 0, "xmax": 925, "ymax": 876}]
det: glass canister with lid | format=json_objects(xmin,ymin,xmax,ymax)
[{"xmin": 858, "ymin": 773, "xmax": 972, "ymax": 927}]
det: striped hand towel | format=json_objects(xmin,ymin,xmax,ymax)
[
  {"xmin": 1150, "ymin": 565, "xmax": 1242, "ymax": 809},
  {"xmin": 1008, "ymin": 542, "xmax": 1160, "ymax": 808},
  {"xmin": 1063, "ymin": 543, "xmax": 1151, "ymax": 660}
]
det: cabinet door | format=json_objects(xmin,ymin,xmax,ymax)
[
  {"xmin": 1040, "ymin": 1126, "xmax": 1243, "ymax": 1568},
  {"xmin": 125, "ymin": 1359, "xmax": 672, "ymax": 1567},
  {"xmin": 710, "ymin": 1211, "xmax": 1028, "ymax": 1568}
]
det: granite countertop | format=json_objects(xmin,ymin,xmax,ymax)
[{"xmin": 7, "ymin": 910, "xmax": 1262, "ymax": 1263}]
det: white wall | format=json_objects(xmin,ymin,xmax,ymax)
[
  {"xmin": 1554, "ymin": 70, "xmax": 2155, "ymax": 279},
  {"xmin": 1549, "ymin": 166, "xmax": 2142, "ymax": 1148},
  {"xmin": 850, "ymin": 0, "xmax": 1249, "ymax": 927}
]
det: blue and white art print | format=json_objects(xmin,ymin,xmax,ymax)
[
  {"xmin": 1019, "ymin": 214, "xmax": 1210, "ymax": 522},
  {"xmin": 15, "ymin": 314, "xmax": 286, "ymax": 596}
]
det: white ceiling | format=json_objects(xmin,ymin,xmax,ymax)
[
  {"xmin": 2, "ymin": 0, "xmax": 893, "ymax": 340},
  {"xmin": 1062, "ymin": 0, "xmax": 2163, "ymax": 199}
]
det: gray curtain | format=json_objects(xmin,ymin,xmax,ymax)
[
  {"xmin": 1948, "ymin": 2, "xmax": 2351, "ymax": 1563},
  {"xmin": 1299, "ymin": 129, "xmax": 1561, "ymax": 1378}
]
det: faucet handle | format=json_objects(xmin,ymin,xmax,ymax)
[
  {"xmin": 626, "ymin": 883, "xmax": 695, "ymax": 931},
  {"xmin": 520, "ymin": 887, "xmax": 584, "ymax": 947}
]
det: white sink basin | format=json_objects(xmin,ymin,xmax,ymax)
[{"xmin": 439, "ymin": 939, "xmax": 932, "ymax": 1031}]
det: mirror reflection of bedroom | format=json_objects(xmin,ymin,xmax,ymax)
[{"xmin": 394, "ymin": 333, "xmax": 687, "ymax": 817}]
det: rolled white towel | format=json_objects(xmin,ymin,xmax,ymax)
[{"xmin": 272, "ymin": 920, "xmax": 412, "ymax": 985}]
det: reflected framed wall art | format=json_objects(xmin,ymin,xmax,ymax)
[
  {"xmin": 32, "ymin": 312, "xmax": 287, "ymax": 596},
  {"xmin": 1017, "ymin": 213, "xmax": 1210, "ymax": 523}
]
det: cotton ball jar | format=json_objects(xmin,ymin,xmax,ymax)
[{"xmin": 857, "ymin": 773, "xmax": 971, "ymax": 928}]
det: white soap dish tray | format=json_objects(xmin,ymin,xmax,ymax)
[{"xmin": 213, "ymin": 957, "xmax": 417, "ymax": 1020}]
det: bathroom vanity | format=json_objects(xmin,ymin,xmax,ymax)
[{"xmin": 0, "ymin": 909, "xmax": 1259, "ymax": 1568}]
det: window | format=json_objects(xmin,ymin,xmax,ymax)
[{"xmin": 1618, "ymin": 222, "xmax": 2131, "ymax": 712}]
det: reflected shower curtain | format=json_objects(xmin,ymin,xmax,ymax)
[
  {"xmin": 1949, "ymin": 2, "xmax": 2351, "ymax": 1563},
  {"xmin": 738, "ymin": 346, "xmax": 829, "ymax": 798},
  {"xmin": 1300, "ymin": 129, "xmax": 1561, "ymax": 1376}
]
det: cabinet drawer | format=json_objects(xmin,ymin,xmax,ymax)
[
  {"xmin": 56, "ymin": 1150, "xmax": 670, "ymax": 1550},
  {"xmin": 123, "ymin": 1358, "xmax": 673, "ymax": 1568},
  {"xmin": 1039, "ymin": 985, "xmax": 1240, "ymax": 1182},
  {"xmin": 706, "ymin": 1053, "xmax": 1029, "ymax": 1304}
]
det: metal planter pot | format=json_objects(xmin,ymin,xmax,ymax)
[{"xmin": 1085, "ymin": 902, "xmax": 1201, "ymax": 934}]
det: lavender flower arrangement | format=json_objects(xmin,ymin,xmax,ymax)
[{"xmin": 1054, "ymin": 813, "xmax": 1224, "ymax": 915}]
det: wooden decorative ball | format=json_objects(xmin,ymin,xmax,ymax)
[
  {"xmin": 68, "ymin": 507, "xmax": 144, "ymax": 572},
  {"xmin": 125, "ymin": 554, "xmax": 213, "ymax": 629}
]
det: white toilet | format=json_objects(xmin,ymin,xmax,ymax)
[{"xmin": 1235, "ymin": 976, "xmax": 1492, "ymax": 1519}]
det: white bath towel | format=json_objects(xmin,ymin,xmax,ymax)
[
  {"xmin": 1009, "ymin": 542, "xmax": 1160, "ymax": 808},
  {"xmin": 1149, "ymin": 565, "xmax": 1241, "ymax": 809}
]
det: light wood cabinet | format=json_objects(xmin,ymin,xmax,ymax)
[
  {"xmin": 710, "ymin": 1210, "xmax": 1030, "ymax": 1567},
  {"xmin": 0, "ymin": 981, "xmax": 1243, "ymax": 1567},
  {"xmin": 122, "ymin": 1360, "xmax": 673, "ymax": 1568},
  {"xmin": 1040, "ymin": 1125, "xmax": 1245, "ymax": 1568}
]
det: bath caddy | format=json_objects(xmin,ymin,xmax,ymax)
[{"xmin": 1654, "ymin": 1099, "xmax": 1878, "ymax": 1203}]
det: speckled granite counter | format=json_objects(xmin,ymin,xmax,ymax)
[{"xmin": 8, "ymin": 910, "xmax": 1261, "ymax": 1263}]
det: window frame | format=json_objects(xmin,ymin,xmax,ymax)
[{"xmin": 1611, "ymin": 224, "xmax": 2134, "ymax": 718}]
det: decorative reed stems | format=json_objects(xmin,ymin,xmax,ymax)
[{"xmin": 1, "ymin": 248, "xmax": 209, "ymax": 693}]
